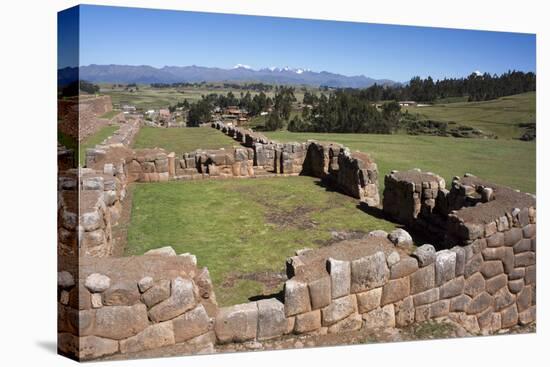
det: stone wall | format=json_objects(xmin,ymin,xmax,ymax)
[{"xmin": 57, "ymin": 253, "xmax": 217, "ymax": 361}]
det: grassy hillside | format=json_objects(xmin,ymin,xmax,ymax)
[
  {"xmin": 405, "ymin": 92, "xmax": 535, "ymax": 139},
  {"xmin": 264, "ymin": 132, "xmax": 536, "ymax": 194}
]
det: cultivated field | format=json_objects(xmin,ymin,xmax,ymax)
[
  {"xmin": 265, "ymin": 131, "xmax": 536, "ymax": 194},
  {"xmin": 405, "ymin": 92, "xmax": 535, "ymax": 139},
  {"xmin": 125, "ymin": 176, "xmax": 398, "ymax": 306},
  {"xmin": 132, "ymin": 126, "xmax": 238, "ymax": 155}
]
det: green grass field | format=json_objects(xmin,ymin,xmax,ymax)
[
  {"xmin": 99, "ymin": 110, "xmax": 121, "ymax": 119},
  {"xmin": 80, "ymin": 125, "xmax": 119, "ymax": 166},
  {"xmin": 126, "ymin": 176, "xmax": 398, "ymax": 306},
  {"xmin": 132, "ymin": 126, "xmax": 238, "ymax": 155},
  {"xmin": 264, "ymin": 131, "xmax": 536, "ymax": 194},
  {"xmin": 405, "ymin": 92, "xmax": 535, "ymax": 139}
]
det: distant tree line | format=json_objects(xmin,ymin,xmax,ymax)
[
  {"xmin": 353, "ymin": 70, "xmax": 535, "ymax": 103},
  {"xmin": 150, "ymin": 81, "xmax": 274, "ymax": 92},
  {"xmin": 60, "ymin": 80, "xmax": 100, "ymax": 97}
]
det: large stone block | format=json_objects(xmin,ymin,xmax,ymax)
[
  {"xmin": 78, "ymin": 335, "xmax": 119, "ymax": 360},
  {"xmin": 495, "ymin": 287, "xmax": 516, "ymax": 311},
  {"xmin": 513, "ymin": 239, "xmax": 532, "ymax": 254},
  {"xmin": 308, "ymin": 276, "xmax": 332, "ymax": 309},
  {"xmin": 321, "ymin": 295, "xmax": 357, "ymax": 326},
  {"xmin": 94, "ymin": 303, "xmax": 149, "ymax": 340},
  {"xmin": 327, "ymin": 313, "xmax": 363, "ymax": 333},
  {"xmin": 481, "ymin": 261, "xmax": 504, "ymax": 278},
  {"xmin": 215, "ymin": 302, "xmax": 258, "ymax": 343},
  {"xmin": 486, "ymin": 274, "xmax": 507, "ymax": 295},
  {"xmin": 464, "ymin": 272, "xmax": 485, "ymax": 297},
  {"xmin": 515, "ymin": 252, "xmax": 535, "ymax": 267},
  {"xmin": 439, "ymin": 276, "xmax": 465, "ymax": 299},
  {"xmin": 172, "ymin": 304, "xmax": 211, "ymax": 343},
  {"xmin": 395, "ymin": 296, "xmax": 415, "ymax": 327},
  {"xmin": 500, "ymin": 304, "xmax": 519, "ymax": 328},
  {"xmin": 284, "ymin": 279, "xmax": 311, "ymax": 316},
  {"xmin": 412, "ymin": 244, "xmax": 436, "ymax": 267},
  {"xmin": 450, "ymin": 294, "xmax": 472, "ymax": 312},
  {"xmin": 102, "ymin": 281, "xmax": 140, "ymax": 306},
  {"xmin": 141, "ymin": 279, "xmax": 171, "ymax": 308},
  {"xmin": 381, "ymin": 277, "xmax": 410, "ymax": 305},
  {"xmin": 464, "ymin": 253, "xmax": 483, "ymax": 278},
  {"xmin": 350, "ymin": 252, "xmax": 389, "ymax": 293},
  {"xmin": 430, "ymin": 299, "xmax": 450, "ymax": 318},
  {"xmin": 516, "ymin": 285, "xmax": 532, "ymax": 312},
  {"xmin": 390, "ymin": 257, "xmax": 419, "ymax": 279},
  {"xmin": 413, "ymin": 288, "xmax": 439, "ymax": 306},
  {"xmin": 465, "ymin": 292, "xmax": 493, "ymax": 315},
  {"xmin": 294, "ymin": 310, "xmax": 322, "ymax": 334},
  {"xmin": 451, "ymin": 246, "xmax": 466, "ymax": 276},
  {"xmin": 119, "ymin": 321, "xmax": 175, "ymax": 354},
  {"xmin": 363, "ymin": 304, "xmax": 395, "ymax": 329},
  {"xmin": 257, "ymin": 299, "xmax": 287, "ymax": 340},
  {"xmin": 504, "ymin": 228, "xmax": 522, "ymax": 247},
  {"xmin": 410, "ymin": 263, "xmax": 435, "ymax": 295},
  {"xmin": 327, "ymin": 259, "xmax": 351, "ymax": 299},
  {"xmin": 518, "ymin": 306, "xmax": 536, "ymax": 325},
  {"xmin": 85, "ymin": 273, "xmax": 111, "ymax": 293},
  {"xmin": 356, "ymin": 287, "xmax": 382, "ymax": 313},
  {"xmin": 148, "ymin": 277, "xmax": 197, "ymax": 322},
  {"xmin": 435, "ymin": 250, "xmax": 457, "ymax": 286}
]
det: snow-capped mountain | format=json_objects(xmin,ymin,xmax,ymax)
[{"xmin": 61, "ymin": 64, "xmax": 396, "ymax": 88}]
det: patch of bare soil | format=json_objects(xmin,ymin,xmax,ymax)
[
  {"xmin": 222, "ymin": 271, "xmax": 287, "ymax": 296},
  {"xmin": 111, "ymin": 184, "xmax": 135, "ymax": 256},
  {"xmin": 265, "ymin": 206, "xmax": 318, "ymax": 229}
]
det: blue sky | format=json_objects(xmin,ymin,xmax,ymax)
[{"xmin": 67, "ymin": 5, "xmax": 536, "ymax": 82}]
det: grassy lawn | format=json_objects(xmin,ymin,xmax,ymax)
[
  {"xmin": 99, "ymin": 110, "xmax": 121, "ymax": 119},
  {"xmin": 80, "ymin": 125, "xmax": 119, "ymax": 166},
  {"xmin": 132, "ymin": 126, "xmax": 238, "ymax": 155},
  {"xmin": 405, "ymin": 92, "xmax": 535, "ymax": 139},
  {"xmin": 125, "ymin": 176, "xmax": 398, "ymax": 306},
  {"xmin": 264, "ymin": 131, "xmax": 536, "ymax": 195}
]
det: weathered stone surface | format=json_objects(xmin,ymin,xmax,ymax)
[
  {"xmin": 525, "ymin": 265, "xmax": 536, "ymax": 285},
  {"xmin": 285, "ymin": 316, "xmax": 295, "ymax": 334},
  {"xmin": 450, "ymin": 294, "xmax": 471, "ymax": 312},
  {"xmin": 430, "ymin": 300, "xmax": 450, "ymax": 318},
  {"xmin": 486, "ymin": 232, "xmax": 504, "ymax": 247},
  {"xmin": 513, "ymin": 239, "xmax": 532, "ymax": 254},
  {"xmin": 91, "ymin": 293, "xmax": 102, "ymax": 308},
  {"xmin": 327, "ymin": 313, "xmax": 362, "ymax": 333},
  {"xmin": 390, "ymin": 257, "xmax": 419, "ymax": 279},
  {"xmin": 448, "ymin": 312, "xmax": 480, "ymax": 334},
  {"xmin": 414, "ymin": 304, "xmax": 431, "ymax": 322},
  {"xmin": 413, "ymin": 288, "xmax": 439, "ymax": 306},
  {"xmin": 388, "ymin": 229, "xmax": 413, "ymax": 248},
  {"xmin": 522, "ymin": 224, "xmax": 536, "ymax": 238},
  {"xmin": 395, "ymin": 296, "xmax": 415, "ymax": 327},
  {"xmin": 95, "ymin": 303, "xmax": 149, "ymax": 340},
  {"xmin": 515, "ymin": 252, "xmax": 535, "ymax": 267},
  {"xmin": 435, "ymin": 250, "xmax": 457, "ymax": 286},
  {"xmin": 464, "ymin": 253, "xmax": 483, "ymax": 278},
  {"xmin": 215, "ymin": 302, "xmax": 258, "ymax": 343},
  {"xmin": 508, "ymin": 279, "xmax": 524, "ymax": 294},
  {"xmin": 172, "ymin": 304, "xmax": 210, "ymax": 343},
  {"xmin": 481, "ymin": 261, "xmax": 504, "ymax": 278},
  {"xmin": 351, "ymin": 252, "xmax": 389, "ymax": 293},
  {"xmin": 439, "ymin": 276, "xmax": 464, "ymax": 299},
  {"xmin": 308, "ymin": 276, "xmax": 331, "ymax": 309},
  {"xmin": 412, "ymin": 244, "xmax": 436, "ymax": 267},
  {"xmin": 294, "ymin": 310, "xmax": 321, "ymax": 334},
  {"xmin": 386, "ymin": 251, "xmax": 400, "ymax": 267},
  {"xmin": 327, "ymin": 258, "xmax": 351, "ymax": 299},
  {"xmin": 257, "ymin": 299, "xmax": 286, "ymax": 340},
  {"xmin": 471, "ymin": 238, "xmax": 487, "ymax": 254},
  {"xmin": 138, "ymin": 276, "xmax": 154, "ymax": 293},
  {"xmin": 410, "ymin": 263, "xmax": 435, "ymax": 295},
  {"xmin": 85, "ymin": 273, "xmax": 111, "ymax": 293},
  {"xmin": 516, "ymin": 286, "xmax": 532, "ymax": 312},
  {"xmin": 485, "ymin": 274, "xmax": 507, "ymax": 295},
  {"xmin": 103, "ymin": 281, "xmax": 140, "ymax": 306},
  {"xmin": 58, "ymin": 271, "xmax": 75, "ymax": 289},
  {"xmin": 120, "ymin": 321, "xmax": 175, "ymax": 354},
  {"xmin": 451, "ymin": 247, "xmax": 466, "ymax": 276},
  {"xmin": 508, "ymin": 267, "xmax": 525, "ymax": 281},
  {"xmin": 148, "ymin": 277, "xmax": 196, "ymax": 322},
  {"xmin": 500, "ymin": 304, "xmax": 519, "ymax": 328},
  {"xmin": 321, "ymin": 295, "xmax": 357, "ymax": 326},
  {"xmin": 363, "ymin": 304, "xmax": 395, "ymax": 329},
  {"xmin": 381, "ymin": 277, "xmax": 410, "ymax": 305},
  {"xmin": 144, "ymin": 246, "xmax": 177, "ymax": 257},
  {"xmin": 284, "ymin": 279, "xmax": 311, "ymax": 316},
  {"xmin": 495, "ymin": 287, "xmax": 515, "ymax": 311},
  {"xmin": 518, "ymin": 306, "xmax": 536, "ymax": 325},
  {"xmin": 78, "ymin": 335, "xmax": 119, "ymax": 360},
  {"xmin": 466, "ymin": 292, "xmax": 493, "ymax": 315},
  {"xmin": 504, "ymin": 228, "xmax": 522, "ymax": 247},
  {"xmin": 69, "ymin": 285, "xmax": 92, "ymax": 310},
  {"xmin": 357, "ymin": 287, "xmax": 382, "ymax": 313},
  {"xmin": 60, "ymin": 290, "xmax": 70, "ymax": 305},
  {"xmin": 141, "ymin": 279, "xmax": 171, "ymax": 308}
]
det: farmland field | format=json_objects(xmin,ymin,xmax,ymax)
[
  {"xmin": 125, "ymin": 176, "xmax": 399, "ymax": 306},
  {"xmin": 405, "ymin": 92, "xmax": 535, "ymax": 139},
  {"xmin": 264, "ymin": 131, "xmax": 536, "ymax": 194},
  {"xmin": 132, "ymin": 126, "xmax": 238, "ymax": 155}
]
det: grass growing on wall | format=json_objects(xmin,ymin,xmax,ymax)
[
  {"xmin": 264, "ymin": 131, "xmax": 536, "ymax": 195},
  {"xmin": 126, "ymin": 176, "xmax": 399, "ymax": 306},
  {"xmin": 132, "ymin": 126, "xmax": 238, "ymax": 155}
]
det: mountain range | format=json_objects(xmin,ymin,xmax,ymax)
[{"xmin": 58, "ymin": 64, "xmax": 396, "ymax": 88}]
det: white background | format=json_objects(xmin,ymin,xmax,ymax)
[{"xmin": 0, "ymin": 0, "xmax": 546, "ymax": 366}]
